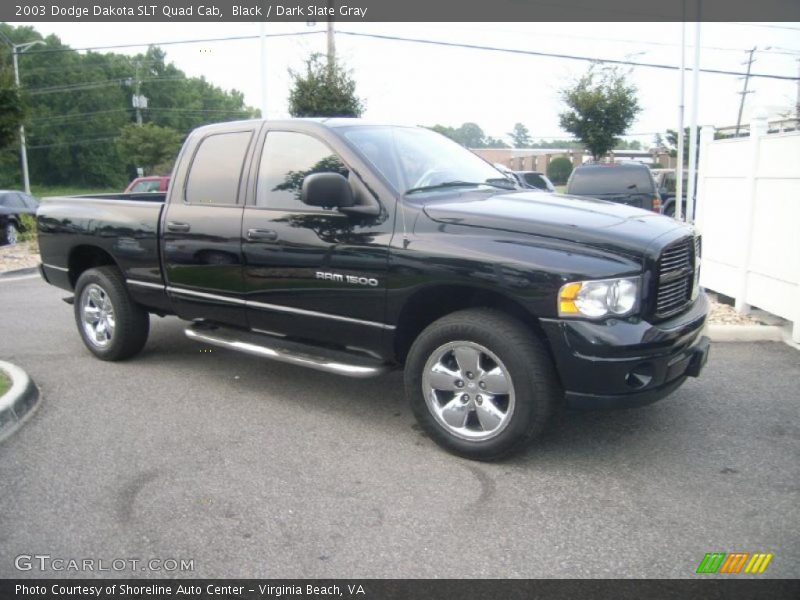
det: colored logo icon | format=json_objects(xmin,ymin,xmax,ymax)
[{"xmin": 696, "ymin": 552, "xmax": 773, "ymax": 574}]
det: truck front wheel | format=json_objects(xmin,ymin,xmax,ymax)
[
  {"xmin": 74, "ymin": 267, "xmax": 150, "ymax": 361},
  {"xmin": 405, "ymin": 308, "xmax": 561, "ymax": 460}
]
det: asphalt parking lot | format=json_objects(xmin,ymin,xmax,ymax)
[{"xmin": 0, "ymin": 275, "xmax": 798, "ymax": 578}]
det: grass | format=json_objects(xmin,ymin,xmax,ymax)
[
  {"xmin": 0, "ymin": 370, "xmax": 10, "ymax": 397},
  {"xmin": 31, "ymin": 185, "xmax": 119, "ymax": 199},
  {"xmin": 555, "ymin": 185, "xmax": 567, "ymax": 194}
]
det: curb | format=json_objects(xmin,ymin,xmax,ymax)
[
  {"xmin": 706, "ymin": 323, "xmax": 784, "ymax": 343},
  {"xmin": 0, "ymin": 360, "xmax": 40, "ymax": 443},
  {"xmin": 0, "ymin": 266, "xmax": 38, "ymax": 279}
]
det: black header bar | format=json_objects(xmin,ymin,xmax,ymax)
[{"xmin": 3, "ymin": 0, "xmax": 800, "ymax": 23}]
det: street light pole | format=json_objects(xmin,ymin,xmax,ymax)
[{"xmin": 3, "ymin": 38, "xmax": 44, "ymax": 194}]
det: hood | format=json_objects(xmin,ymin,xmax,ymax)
[{"xmin": 421, "ymin": 190, "xmax": 690, "ymax": 257}]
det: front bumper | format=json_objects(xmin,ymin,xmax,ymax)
[{"xmin": 540, "ymin": 292, "xmax": 710, "ymax": 410}]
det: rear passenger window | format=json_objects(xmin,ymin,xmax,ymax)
[
  {"xmin": 256, "ymin": 131, "xmax": 348, "ymax": 210},
  {"xmin": 185, "ymin": 131, "xmax": 253, "ymax": 205}
]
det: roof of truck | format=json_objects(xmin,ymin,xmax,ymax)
[{"xmin": 192, "ymin": 118, "xmax": 416, "ymax": 134}]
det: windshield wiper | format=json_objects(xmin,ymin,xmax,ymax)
[{"xmin": 405, "ymin": 179, "xmax": 514, "ymax": 195}]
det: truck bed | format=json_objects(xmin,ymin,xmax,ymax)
[{"xmin": 37, "ymin": 193, "xmax": 167, "ymax": 292}]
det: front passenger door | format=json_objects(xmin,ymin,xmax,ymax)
[{"xmin": 241, "ymin": 130, "xmax": 392, "ymax": 354}]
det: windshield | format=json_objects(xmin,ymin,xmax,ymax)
[{"xmin": 341, "ymin": 126, "xmax": 506, "ymax": 194}]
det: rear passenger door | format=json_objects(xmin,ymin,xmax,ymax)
[{"xmin": 162, "ymin": 124, "xmax": 258, "ymax": 327}]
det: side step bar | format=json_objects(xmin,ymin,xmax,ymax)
[{"xmin": 185, "ymin": 323, "xmax": 391, "ymax": 378}]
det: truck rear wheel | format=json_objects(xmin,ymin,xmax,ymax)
[
  {"xmin": 405, "ymin": 308, "xmax": 561, "ymax": 460},
  {"xmin": 74, "ymin": 266, "xmax": 150, "ymax": 361}
]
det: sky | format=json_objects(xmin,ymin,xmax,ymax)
[{"xmin": 16, "ymin": 20, "xmax": 800, "ymax": 145}]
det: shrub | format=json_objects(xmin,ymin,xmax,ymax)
[
  {"xmin": 547, "ymin": 157, "xmax": 574, "ymax": 185},
  {"xmin": 18, "ymin": 213, "xmax": 37, "ymax": 242}
]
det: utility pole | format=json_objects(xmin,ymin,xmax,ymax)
[
  {"xmin": 260, "ymin": 21, "xmax": 267, "ymax": 119},
  {"xmin": 0, "ymin": 33, "xmax": 44, "ymax": 194},
  {"xmin": 686, "ymin": 15, "xmax": 701, "ymax": 223},
  {"xmin": 132, "ymin": 60, "xmax": 145, "ymax": 125},
  {"xmin": 795, "ymin": 58, "xmax": 799, "ymax": 123},
  {"xmin": 734, "ymin": 47, "xmax": 756, "ymax": 137},
  {"xmin": 326, "ymin": 0, "xmax": 336, "ymax": 71},
  {"xmin": 676, "ymin": 13, "xmax": 686, "ymax": 221}
]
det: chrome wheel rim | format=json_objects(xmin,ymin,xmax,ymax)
[
  {"xmin": 422, "ymin": 341, "xmax": 515, "ymax": 441},
  {"xmin": 6, "ymin": 224, "xmax": 17, "ymax": 245},
  {"xmin": 80, "ymin": 283, "xmax": 115, "ymax": 348}
]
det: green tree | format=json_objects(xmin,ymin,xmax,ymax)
[
  {"xmin": 0, "ymin": 24, "xmax": 256, "ymax": 189},
  {"xmin": 116, "ymin": 123, "xmax": 182, "ymax": 175},
  {"xmin": 530, "ymin": 138, "xmax": 583, "ymax": 149},
  {"xmin": 485, "ymin": 136, "xmax": 510, "ymax": 148},
  {"xmin": 558, "ymin": 65, "xmax": 641, "ymax": 160},
  {"xmin": 665, "ymin": 127, "xmax": 704, "ymax": 163},
  {"xmin": 288, "ymin": 53, "xmax": 364, "ymax": 118},
  {"xmin": 508, "ymin": 122, "xmax": 532, "ymax": 148},
  {"xmin": 0, "ymin": 68, "xmax": 24, "ymax": 150},
  {"xmin": 547, "ymin": 156, "xmax": 573, "ymax": 185},
  {"xmin": 453, "ymin": 123, "xmax": 486, "ymax": 147},
  {"xmin": 427, "ymin": 122, "xmax": 495, "ymax": 148},
  {"xmin": 613, "ymin": 139, "xmax": 642, "ymax": 150}
]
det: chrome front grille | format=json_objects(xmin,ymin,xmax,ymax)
[{"xmin": 655, "ymin": 236, "xmax": 698, "ymax": 318}]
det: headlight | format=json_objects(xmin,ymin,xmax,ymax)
[{"xmin": 558, "ymin": 277, "xmax": 640, "ymax": 318}]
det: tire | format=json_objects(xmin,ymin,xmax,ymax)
[
  {"xmin": 3, "ymin": 221, "xmax": 18, "ymax": 245},
  {"xmin": 405, "ymin": 308, "xmax": 561, "ymax": 460},
  {"xmin": 74, "ymin": 266, "xmax": 150, "ymax": 361}
]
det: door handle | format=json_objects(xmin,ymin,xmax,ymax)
[
  {"xmin": 247, "ymin": 228, "xmax": 279, "ymax": 242},
  {"xmin": 166, "ymin": 221, "xmax": 191, "ymax": 233}
]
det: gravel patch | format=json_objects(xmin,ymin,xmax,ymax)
[
  {"xmin": 0, "ymin": 241, "xmax": 39, "ymax": 273},
  {"xmin": 707, "ymin": 294, "xmax": 768, "ymax": 326}
]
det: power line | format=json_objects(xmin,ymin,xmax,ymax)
[
  {"xmin": 335, "ymin": 31, "xmax": 800, "ymax": 81},
  {"xmin": 21, "ymin": 31, "xmax": 320, "ymax": 56},
  {"xmin": 24, "ymin": 75, "xmax": 187, "ymax": 96},
  {"xmin": 146, "ymin": 107, "xmax": 254, "ymax": 114},
  {"xmin": 28, "ymin": 108, "xmax": 132, "ymax": 122},
  {"xmin": 726, "ymin": 22, "xmax": 800, "ymax": 32},
  {"xmin": 443, "ymin": 23, "xmax": 800, "ymax": 58},
  {"xmin": 27, "ymin": 136, "xmax": 119, "ymax": 150}
]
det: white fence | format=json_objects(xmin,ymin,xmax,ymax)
[{"xmin": 695, "ymin": 116, "xmax": 800, "ymax": 343}]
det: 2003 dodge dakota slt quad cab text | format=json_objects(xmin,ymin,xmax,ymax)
[{"xmin": 37, "ymin": 119, "xmax": 710, "ymax": 459}]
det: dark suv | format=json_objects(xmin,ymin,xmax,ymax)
[{"xmin": 566, "ymin": 162, "xmax": 661, "ymax": 212}]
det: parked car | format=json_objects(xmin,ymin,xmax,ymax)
[
  {"xmin": 514, "ymin": 170, "xmax": 556, "ymax": 192},
  {"xmin": 566, "ymin": 162, "xmax": 662, "ymax": 212},
  {"xmin": 124, "ymin": 176, "xmax": 170, "ymax": 194},
  {"xmin": 37, "ymin": 119, "xmax": 709, "ymax": 460},
  {"xmin": 0, "ymin": 190, "xmax": 39, "ymax": 245},
  {"xmin": 652, "ymin": 169, "xmax": 692, "ymax": 218}
]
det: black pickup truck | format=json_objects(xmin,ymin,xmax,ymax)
[{"xmin": 37, "ymin": 119, "xmax": 709, "ymax": 460}]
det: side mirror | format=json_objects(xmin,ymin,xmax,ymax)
[{"xmin": 301, "ymin": 172, "xmax": 355, "ymax": 208}]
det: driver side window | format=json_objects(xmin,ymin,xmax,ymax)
[{"xmin": 256, "ymin": 131, "xmax": 349, "ymax": 210}]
